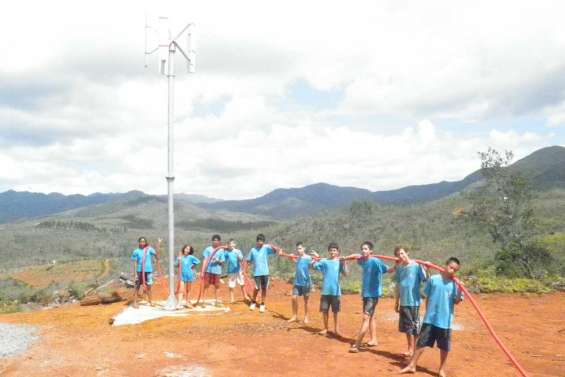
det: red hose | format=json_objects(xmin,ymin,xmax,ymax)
[
  {"xmin": 175, "ymin": 256, "xmax": 182, "ymax": 295},
  {"xmin": 154, "ymin": 256, "xmax": 168, "ymax": 291},
  {"xmin": 141, "ymin": 247, "xmax": 148, "ymax": 290},
  {"xmin": 373, "ymin": 254, "xmax": 530, "ymax": 377}
]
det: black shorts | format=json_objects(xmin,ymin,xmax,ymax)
[
  {"xmin": 135, "ymin": 272, "xmax": 153, "ymax": 289},
  {"xmin": 363, "ymin": 297, "xmax": 379, "ymax": 316},
  {"xmin": 399, "ymin": 306, "xmax": 420, "ymax": 335},
  {"xmin": 417, "ymin": 323, "xmax": 451, "ymax": 352},
  {"xmin": 254, "ymin": 275, "xmax": 270, "ymax": 290},
  {"xmin": 320, "ymin": 295, "xmax": 340, "ymax": 313}
]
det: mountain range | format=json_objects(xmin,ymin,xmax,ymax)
[
  {"xmin": 202, "ymin": 146, "xmax": 565, "ymax": 217},
  {"xmin": 1, "ymin": 145, "xmax": 564, "ymax": 223}
]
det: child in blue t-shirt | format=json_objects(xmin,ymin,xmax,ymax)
[
  {"xmin": 201, "ymin": 234, "xmax": 226, "ymax": 306},
  {"xmin": 175, "ymin": 244, "xmax": 200, "ymax": 308},
  {"xmin": 400, "ymin": 257, "xmax": 463, "ymax": 377},
  {"xmin": 279, "ymin": 242, "xmax": 313, "ymax": 324},
  {"xmin": 312, "ymin": 242, "xmax": 348, "ymax": 337},
  {"xmin": 394, "ymin": 246, "xmax": 427, "ymax": 358},
  {"xmin": 130, "ymin": 236, "xmax": 161, "ymax": 308},
  {"xmin": 224, "ymin": 239, "xmax": 250, "ymax": 304},
  {"xmin": 343, "ymin": 241, "xmax": 394, "ymax": 352},
  {"xmin": 246, "ymin": 233, "xmax": 281, "ymax": 313}
]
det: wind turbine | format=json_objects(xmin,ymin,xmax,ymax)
[{"xmin": 145, "ymin": 15, "xmax": 196, "ymax": 310}]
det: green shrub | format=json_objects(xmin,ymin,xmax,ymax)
[
  {"xmin": 478, "ymin": 276, "xmax": 551, "ymax": 293},
  {"xmin": 495, "ymin": 242, "xmax": 556, "ymax": 278},
  {"xmin": 341, "ymin": 279, "xmax": 361, "ymax": 294},
  {"xmin": 463, "ymin": 269, "xmax": 553, "ymax": 293},
  {"xmin": 67, "ymin": 281, "xmax": 94, "ymax": 300},
  {"xmin": 30, "ymin": 288, "xmax": 52, "ymax": 305},
  {"xmin": 0, "ymin": 301, "xmax": 20, "ymax": 313}
]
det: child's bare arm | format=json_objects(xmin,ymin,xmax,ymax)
[
  {"xmin": 340, "ymin": 260, "xmax": 349, "ymax": 276},
  {"xmin": 269, "ymin": 243, "xmax": 282, "ymax": 254},
  {"xmin": 455, "ymin": 282, "xmax": 464, "ymax": 304},
  {"xmin": 422, "ymin": 264, "xmax": 429, "ymax": 280},
  {"xmin": 277, "ymin": 249, "xmax": 295, "ymax": 259},
  {"xmin": 394, "ymin": 284, "xmax": 400, "ymax": 312},
  {"xmin": 310, "ymin": 256, "xmax": 324, "ymax": 266},
  {"xmin": 340, "ymin": 253, "xmax": 361, "ymax": 261}
]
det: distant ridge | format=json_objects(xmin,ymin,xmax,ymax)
[
  {"xmin": 201, "ymin": 183, "xmax": 375, "ymax": 218},
  {"xmin": 2, "ymin": 145, "xmax": 564, "ymax": 222},
  {"xmin": 202, "ymin": 145, "xmax": 565, "ymax": 217},
  {"xmin": 0, "ymin": 190, "xmax": 147, "ymax": 224}
]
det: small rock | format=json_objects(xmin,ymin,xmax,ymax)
[
  {"xmin": 164, "ymin": 351, "xmax": 181, "ymax": 359},
  {"xmin": 155, "ymin": 365, "xmax": 209, "ymax": 377}
]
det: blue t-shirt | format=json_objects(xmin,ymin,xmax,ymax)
[
  {"xmin": 357, "ymin": 257, "xmax": 389, "ymax": 298},
  {"xmin": 314, "ymin": 259, "xmax": 344, "ymax": 296},
  {"xmin": 177, "ymin": 255, "xmax": 200, "ymax": 282},
  {"xmin": 294, "ymin": 255, "xmax": 312, "ymax": 286},
  {"xmin": 202, "ymin": 246, "xmax": 225, "ymax": 275},
  {"xmin": 395, "ymin": 262, "xmax": 426, "ymax": 307},
  {"xmin": 246, "ymin": 245, "xmax": 275, "ymax": 277},
  {"xmin": 422, "ymin": 274, "xmax": 463, "ymax": 329},
  {"xmin": 131, "ymin": 247, "xmax": 157, "ymax": 273},
  {"xmin": 225, "ymin": 249, "xmax": 243, "ymax": 274}
]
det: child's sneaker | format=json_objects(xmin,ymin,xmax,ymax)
[
  {"xmin": 259, "ymin": 304, "xmax": 265, "ymax": 313},
  {"xmin": 249, "ymin": 302, "xmax": 256, "ymax": 311}
]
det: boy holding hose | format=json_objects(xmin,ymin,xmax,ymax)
[
  {"xmin": 311, "ymin": 242, "xmax": 348, "ymax": 337},
  {"xmin": 342, "ymin": 241, "xmax": 394, "ymax": 352},
  {"xmin": 278, "ymin": 242, "xmax": 313, "ymax": 324},
  {"xmin": 400, "ymin": 257, "xmax": 464, "ymax": 377},
  {"xmin": 394, "ymin": 246, "xmax": 427, "ymax": 358}
]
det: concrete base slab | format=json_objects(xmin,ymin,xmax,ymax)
[{"xmin": 112, "ymin": 300, "xmax": 230, "ymax": 326}]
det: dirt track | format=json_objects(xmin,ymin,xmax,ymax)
[{"xmin": 1, "ymin": 280, "xmax": 564, "ymax": 377}]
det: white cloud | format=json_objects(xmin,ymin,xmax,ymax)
[
  {"xmin": 0, "ymin": 0, "xmax": 564, "ymax": 198},
  {"xmin": 543, "ymin": 101, "xmax": 565, "ymax": 128}
]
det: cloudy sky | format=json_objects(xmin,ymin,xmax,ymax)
[{"xmin": 1, "ymin": 0, "xmax": 564, "ymax": 199}]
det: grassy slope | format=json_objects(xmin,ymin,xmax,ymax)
[{"xmin": 1, "ymin": 190, "xmax": 564, "ymax": 298}]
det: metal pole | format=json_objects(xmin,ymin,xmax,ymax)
[{"xmin": 165, "ymin": 41, "xmax": 176, "ymax": 310}]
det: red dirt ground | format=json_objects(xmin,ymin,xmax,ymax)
[{"xmin": 0, "ymin": 279, "xmax": 563, "ymax": 377}]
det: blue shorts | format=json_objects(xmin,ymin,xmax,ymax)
[
  {"xmin": 292, "ymin": 285, "xmax": 311, "ymax": 296},
  {"xmin": 320, "ymin": 295, "xmax": 340, "ymax": 313},
  {"xmin": 180, "ymin": 273, "xmax": 196, "ymax": 283}
]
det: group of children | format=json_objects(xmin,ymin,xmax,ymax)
[{"xmin": 130, "ymin": 234, "xmax": 464, "ymax": 377}]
